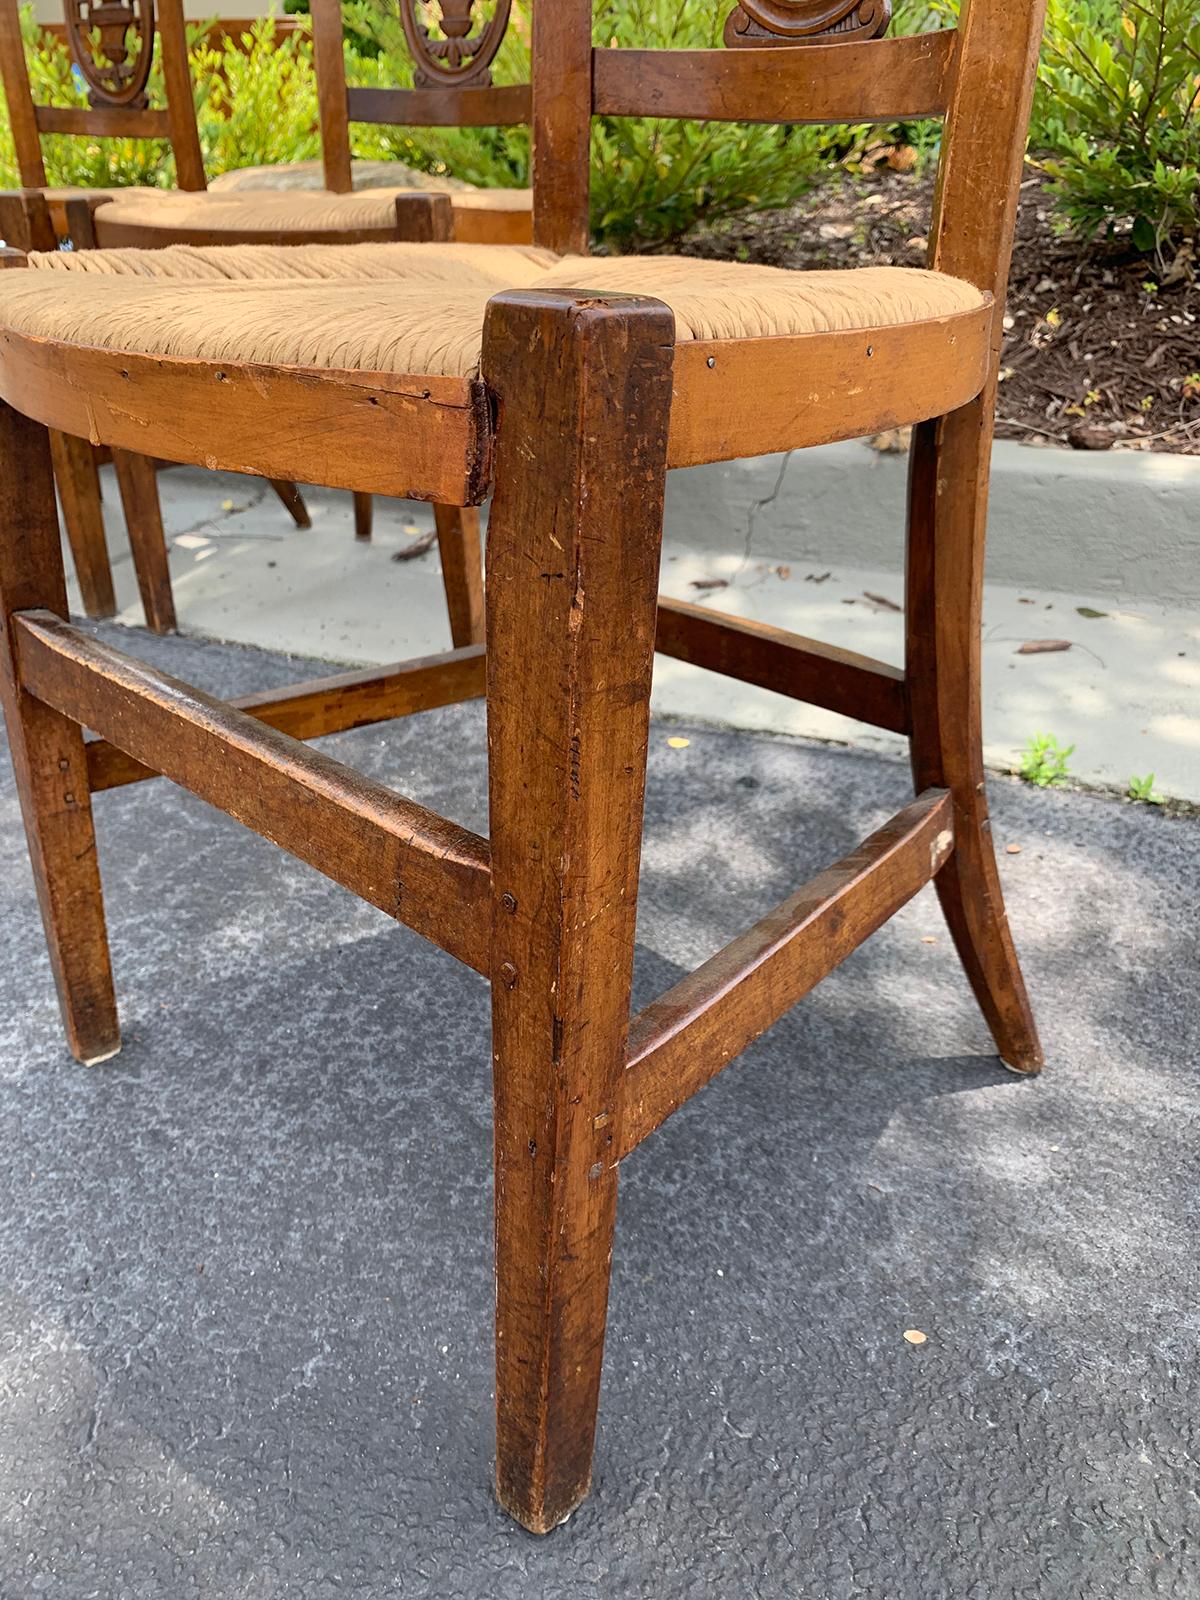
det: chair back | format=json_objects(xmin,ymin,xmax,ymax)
[
  {"xmin": 0, "ymin": 0, "xmax": 206, "ymax": 190},
  {"xmin": 311, "ymin": 0, "xmax": 530, "ymax": 194},
  {"xmin": 533, "ymin": 0, "xmax": 1046, "ymax": 311}
]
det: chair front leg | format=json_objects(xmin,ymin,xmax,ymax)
[
  {"xmin": 906, "ymin": 396, "xmax": 1043, "ymax": 1073},
  {"xmin": 0, "ymin": 401, "xmax": 119, "ymax": 1063},
  {"xmin": 49, "ymin": 432, "xmax": 118, "ymax": 621},
  {"xmin": 267, "ymin": 478, "xmax": 312, "ymax": 530},
  {"xmin": 433, "ymin": 504, "xmax": 484, "ymax": 648},
  {"xmin": 483, "ymin": 288, "xmax": 675, "ymax": 1533},
  {"xmin": 352, "ymin": 491, "xmax": 373, "ymax": 542},
  {"xmin": 112, "ymin": 450, "xmax": 177, "ymax": 636}
]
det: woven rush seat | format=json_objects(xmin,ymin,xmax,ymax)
[
  {"xmin": 87, "ymin": 184, "xmax": 535, "ymax": 248},
  {"xmin": 40, "ymin": 184, "xmax": 162, "ymax": 207},
  {"xmin": 8, "ymin": 242, "xmax": 987, "ymax": 379},
  {"xmin": 207, "ymin": 159, "xmax": 476, "ymax": 192},
  {"xmin": 29, "ymin": 185, "xmax": 162, "ymax": 241}
]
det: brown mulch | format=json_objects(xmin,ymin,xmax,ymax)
[{"xmin": 677, "ymin": 166, "xmax": 1200, "ymax": 454}]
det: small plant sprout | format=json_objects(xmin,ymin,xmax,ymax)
[
  {"xmin": 1128, "ymin": 774, "xmax": 1164, "ymax": 806},
  {"xmin": 1018, "ymin": 734, "xmax": 1075, "ymax": 788}
]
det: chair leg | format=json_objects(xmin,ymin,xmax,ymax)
[
  {"xmin": 483, "ymin": 289, "xmax": 674, "ymax": 1533},
  {"xmin": 112, "ymin": 450, "xmax": 177, "ymax": 636},
  {"xmin": 353, "ymin": 492, "xmax": 373, "ymax": 541},
  {"xmin": 433, "ymin": 504, "xmax": 484, "ymax": 647},
  {"xmin": 0, "ymin": 401, "xmax": 119, "ymax": 1064},
  {"xmin": 267, "ymin": 478, "xmax": 311, "ymax": 529},
  {"xmin": 906, "ymin": 398, "xmax": 1043, "ymax": 1073},
  {"xmin": 48, "ymin": 432, "xmax": 117, "ymax": 621}
]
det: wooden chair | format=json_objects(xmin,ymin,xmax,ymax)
[
  {"xmin": 0, "ymin": 0, "xmax": 305, "ymax": 635},
  {"xmin": 294, "ymin": 0, "xmax": 532, "ymax": 246},
  {"xmin": 0, "ymin": 0, "xmax": 1046, "ymax": 1534},
  {"xmin": 0, "ymin": 0, "xmax": 513, "ymax": 640},
  {"xmin": 0, "ymin": 0, "xmax": 531, "ymax": 248}
]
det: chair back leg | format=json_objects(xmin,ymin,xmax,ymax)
[
  {"xmin": 112, "ymin": 450, "xmax": 178, "ymax": 636},
  {"xmin": 0, "ymin": 401, "xmax": 120, "ymax": 1063},
  {"xmin": 906, "ymin": 396, "xmax": 1043, "ymax": 1073},
  {"xmin": 267, "ymin": 478, "xmax": 312, "ymax": 529},
  {"xmin": 353, "ymin": 491, "xmax": 374, "ymax": 542},
  {"xmin": 433, "ymin": 504, "xmax": 485, "ymax": 648}
]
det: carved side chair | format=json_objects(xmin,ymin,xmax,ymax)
[
  {"xmin": 0, "ymin": 0, "xmax": 1047, "ymax": 1535},
  {"xmin": 0, "ymin": 0, "xmax": 305, "ymax": 634},
  {"xmin": 0, "ymin": 0, "xmax": 524, "ymax": 638},
  {"xmin": 0, "ymin": 0, "xmax": 530, "ymax": 248}
]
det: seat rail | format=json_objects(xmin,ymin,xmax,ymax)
[{"xmin": 0, "ymin": 322, "xmax": 491, "ymax": 505}]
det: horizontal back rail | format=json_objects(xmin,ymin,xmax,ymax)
[
  {"xmin": 86, "ymin": 643, "xmax": 487, "ymax": 791},
  {"xmin": 346, "ymin": 82, "xmax": 531, "ymax": 129},
  {"xmin": 15, "ymin": 612, "xmax": 492, "ymax": 974},
  {"xmin": 33, "ymin": 104, "xmax": 171, "ymax": 139},
  {"xmin": 619, "ymin": 788, "xmax": 954, "ymax": 1157},
  {"xmin": 592, "ymin": 31, "xmax": 957, "ymax": 125}
]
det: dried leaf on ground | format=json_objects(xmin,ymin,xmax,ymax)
[
  {"xmin": 391, "ymin": 530, "xmax": 438, "ymax": 562},
  {"xmin": 869, "ymin": 427, "xmax": 913, "ymax": 454}
]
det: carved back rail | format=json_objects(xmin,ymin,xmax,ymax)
[
  {"xmin": 725, "ymin": 1, "xmax": 892, "ymax": 47},
  {"xmin": 534, "ymin": 0, "xmax": 1048, "ymax": 326},
  {"xmin": 311, "ymin": 0, "xmax": 530, "ymax": 194},
  {"xmin": 0, "ymin": 0, "xmax": 205, "ymax": 190}
]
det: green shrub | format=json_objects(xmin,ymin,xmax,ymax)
[
  {"xmin": 0, "ymin": 5, "xmax": 171, "ymax": 187},
  {"xmin": 192, "ymin": 18, "xmax": 323, "ymax": 178},
  {"xmin": 1034, "ymin": 0, "xmax": 1200, "ymax": 253},
  {"xmin": 588, "ymin": 0, "xmax": 833, "ymax": 249}
]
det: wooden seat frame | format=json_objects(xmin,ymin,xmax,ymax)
[{"xmin": 0, "ymin": 0, "xmax": 1046, "ymax": 1537}]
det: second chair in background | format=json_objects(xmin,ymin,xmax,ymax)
[{"xmin": 0, "ymin": 0, "xmax": 526, "ymax": 644}]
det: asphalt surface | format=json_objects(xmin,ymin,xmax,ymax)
[{"xmin": 0, "ymin": 625, "xmax": 1195, "ymax": 1599}]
